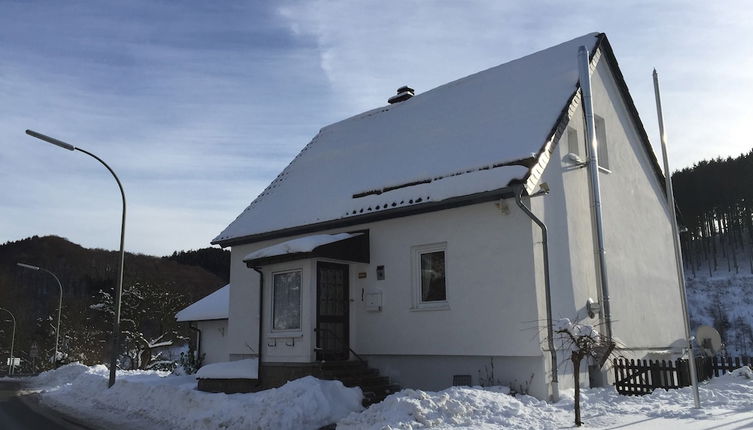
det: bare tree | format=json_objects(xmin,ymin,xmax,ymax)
[{"xmin": 555, "ymin": 318, "xmax": 615, "ymax": 427}]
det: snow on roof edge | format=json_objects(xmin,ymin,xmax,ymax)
[
  {"xmin": 175, "ymin": 284, "xmax": 230, "ymax": 322},
  {"xmin": 243, "ymin": 232, "xmax": 359, "ymax": 262}
]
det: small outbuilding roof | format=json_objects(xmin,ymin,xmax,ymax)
[
  {"xmin": 175, "ymin": 284, "xmax": 229, "ymax": 322},
  {"xmin": 214, "ymin": 33, "xmax": 603, "ymax": 246}
]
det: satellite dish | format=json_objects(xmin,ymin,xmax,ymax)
[{"xmin": 696, "ymin": 325, "xmax": 723, "ymax": 356}]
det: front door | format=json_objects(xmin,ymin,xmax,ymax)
[{"xmin": 316, "ymin": 262, "xmax": 349, "ymax": 361}]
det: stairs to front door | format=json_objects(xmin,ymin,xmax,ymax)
[{"xmin": 317, "ymin": 360, "xmax": 401, "ymax": 406}]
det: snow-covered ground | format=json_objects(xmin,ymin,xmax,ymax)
[
  {"xmin": 686, "ymin": 273, "xmax": 753, "ymax": 356},
  {"xmin": 25, "ymin": 363, "xmax": 362, "ymax": 429},
  {"xmin": 21, "ymin": 363, "xmax": 753, "ymax": 429}
]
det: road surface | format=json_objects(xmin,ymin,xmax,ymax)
[{"xmin": 0, "ymin": 379, "xmax": 92, "ymax": 429}]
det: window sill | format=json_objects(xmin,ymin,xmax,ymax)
[
  {"xmin": 410, "ymin": 302, "xmax": 450, "ymax": 312},
  {"xmin": 268, "ymin": 331, "xmax": 304, "ymax": 338}
]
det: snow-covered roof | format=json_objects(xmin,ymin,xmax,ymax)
[
  {"xmin": 243, "ymin": 233, "xmax": 359, "ymax": 262},
  {"xmin": 214, "ymin": 33, "xmax": 600, "ymax": 245},
  {"xmin": 175, "ymin": 284, "xmax": 229, "ymax": 322}
]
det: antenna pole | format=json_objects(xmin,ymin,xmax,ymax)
[{"xmin": 653, "ymin": 69, "xmax": 700, "ymax": 408}]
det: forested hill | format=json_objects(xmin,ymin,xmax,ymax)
[
  {"xmin": 164, "ymin": 247, "xmax": 230, "ymax": 283},
  {"xmin": 672, "ymin": 149, "xmax": 753, "ymax": 275},
  {"xmin": 672, "ymin": 149, "xmax": 753, "ymax": 356},
  {"xmin": 0, "ymin": 235, "xmax": 230, "ymax": 370},
  {"xmin": 0, "ymin": 235, "xmax": 228, "ymax": 301}
]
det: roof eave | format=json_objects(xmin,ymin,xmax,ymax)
[{"xmin": 213, "ymin": 186, "xmax": 517, "ymax": 247}]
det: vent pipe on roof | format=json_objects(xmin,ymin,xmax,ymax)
[{"xmin": 388, "ymin": 85, "xmax": 415, "ymax": 104}]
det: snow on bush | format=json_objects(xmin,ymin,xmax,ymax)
[{"xmin": 30, "ymin": 363, "xmax": 362, "ymax": 430}]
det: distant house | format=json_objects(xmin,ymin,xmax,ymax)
[
  {"xmin": 175, "ymin": 284, "xmax": 229, "ymax": 366},
  {"xmin": 208, "ymin": 32, "xmax": 686, "ymax": 400}
]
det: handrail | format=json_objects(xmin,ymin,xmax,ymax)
[{"xmin": 314, "ymin": 327, "xmax": 366, "ymax": 365}]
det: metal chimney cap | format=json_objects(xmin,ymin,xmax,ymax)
[{"xmin": 388, "ymin": 85, "xmax": 415, "ymax": 104}]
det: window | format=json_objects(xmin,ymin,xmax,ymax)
[
  {"xmin": 567, "ymin": 127, "xmax": 579, "ymax": 156},
  {"xmin": 594, "ymin": 115, "xmax": 609, "ymax": 170},
  {"xmin": 412, "ymin": 243, "xmax": 448, "ymax": 308},
  {"xmin": 272, "ymin": 270, "xmax": 301, "ymax": 331}
]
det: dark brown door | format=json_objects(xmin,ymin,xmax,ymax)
[{"xmin": 316, "ymin": 262, "xmax": 349, "ymax": 361}]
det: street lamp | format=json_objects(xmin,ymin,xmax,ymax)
[
  {"xmin": 25, "ymin": 129, "xmax": 126, "ymax": 388},
  {"xmin": 0, "ymin": 308, "xmax": 17, "ymax": 376},
  {"xmin": 16, "ymin": 263, "xmax": 63, "ymax": 366}
]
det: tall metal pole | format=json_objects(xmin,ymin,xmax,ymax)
[
  {"xmin": 25, "ymin": 129, "xmax": 126, "ymax": 388},
  {"xmin": 578, "ymin": 46, "xmax": 613, "ymax": 340},
  {"xmin": 0, "ymin": 308, "xmax": 16, "ymax": 376},
  {"xmin": 653, "ymin": 70, "xmax": 701, "ymax": 408},
  {"xmin": 16, "ymin": 263, "xmax": 63, "ymax": 366}
]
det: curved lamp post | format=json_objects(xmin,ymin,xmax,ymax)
[
  {"xmin": 17, "ymin": 263, "xmax": 63, "ymax": 366},
  {"xmin": 25, "ymin": 129, "xmax": 126, "ymax": 388},
  {"xmin": 0, "ymin": 307, "xmax": 17, "ymax": 376}
]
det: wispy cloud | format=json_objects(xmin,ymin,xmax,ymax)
[{"xmin": 2, "ymin": 0, "xmax": 751, "ymax": 255}]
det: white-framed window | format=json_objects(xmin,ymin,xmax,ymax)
[
  {"xmin": 411, "ymin": 243, "xmax": 449, "ymax": 309},
  {"xmin": 272, "ymin": 269, "xmax": 302, "ymax": 331},
  {"xmin": 567, "ymin": 126, "xmax": 580, "ymax": 157},
  {"xmin": 594, "ymin": 115, "xmax": 609, "ymax": 170}
]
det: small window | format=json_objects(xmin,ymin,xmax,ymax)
[
  {"xmin": 567, "ymin": 127, "xmax": 579, "ymax": 156},
  {"xmin": 412, "ymin": 243, "xmax": 448, "ymax": 308},
  {"xmin": 594, "ymin": 115, "xmax": 609, "ymax": 170},
  {"xmin": 272, "ymin": 270, "xmax": 301, "ymax": 331}
]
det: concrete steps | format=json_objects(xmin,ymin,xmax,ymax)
[{"xmin": 317, "ymin": 360, "xmax": 401, "ymax": 406}]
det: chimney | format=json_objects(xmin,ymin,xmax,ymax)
[{"xmin": 388, "ymin": 85, "xmax": 415, "ymax": 104}]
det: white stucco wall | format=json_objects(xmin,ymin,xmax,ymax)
[
  {"xmin": 197, "ymin": 319, "xmax": 228, "ymax": 365},
  {"xmin": 533, "ymin": 55, "xmax": 686, "ymax": 356},
  {"xmin": 226, "ymin": 202, "xmax": 546, "ymax": 364}
]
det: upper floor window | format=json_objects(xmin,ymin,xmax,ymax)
[
  {"xmin": 595, "ymin": 115, "xmax": 610, "ymax": 170},
  {"xmin": 567, "ymin": 127, "xmax": 580, "ymax": 157}
]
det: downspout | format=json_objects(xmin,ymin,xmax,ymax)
[
  {"xmin": 188, "ymin": 322, "xmax": 202, "ymax": 365},
  {"xmin": 252, "ymin": 267, "xmax": 264, "ymax": 387},
  {"xmin": 578, "ymin": 46, "xmax": 613, "ymax": 340},
  {"xmin": 515, "ymin": 185, "xmax": 559, "ymax": 402}
]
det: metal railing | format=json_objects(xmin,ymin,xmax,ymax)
[{"xmin": 314, "ymin": 327, "xmax": 366, "ymax": 365}]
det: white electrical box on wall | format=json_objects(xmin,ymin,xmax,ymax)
[{"xmin": 365, "ymin": 290, "xmax": 382, "ymax": 312}]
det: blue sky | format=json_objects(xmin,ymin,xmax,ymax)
[{"xmin": 1, "ymin": 0, "xmax": 751, "ymax": 255}]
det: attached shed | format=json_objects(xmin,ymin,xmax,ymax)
[{"xmin": 176, "ymin": 284, "xmax": 229, "ymax": 366}]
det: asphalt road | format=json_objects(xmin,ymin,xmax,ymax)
[{"xmin": 0, "ymin": 379, "xmax": 92, "ymax": 430}]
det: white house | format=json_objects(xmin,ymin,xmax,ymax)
[
  {"xmin": 175, "ymin": 284, "xmax": 229, "ymax": 366},
  {"xmin": 209, "ymin": 32, "xmax": 686, "ymax": 400}
]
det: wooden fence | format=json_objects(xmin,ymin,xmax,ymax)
[{"xmin": 613, "ymin": 356, "xmax": 752, "ymax": 395}]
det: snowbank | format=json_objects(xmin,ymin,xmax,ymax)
[
  {"xmin": 27, "ymin": 363, "xmax": 753, "ymax": 429},
  {"xmin": 195, "ymin": 358, "xmax": 258, "ymax": 379},
  {"xmin": 30, "ymin": 363, "xmax": 362, "ymax": 430},
  {"xmin": 340, "ymin": 371, "xmax": 753, "ymax": 429}
]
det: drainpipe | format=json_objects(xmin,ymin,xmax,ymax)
[
  {"xmin": 188, "ymin": 322, "xmax": 202, "ymax": 365},
  {"xmin": 578, "ymin": 45, "xmax": 613, "ymax": 340},
  {"xmin": 515, "ymin": 185, "xmax": 559, "ymax": 402},
  {"xmin": 252, "ymin": 267, "xmax": 264, "ymax": 387}
]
